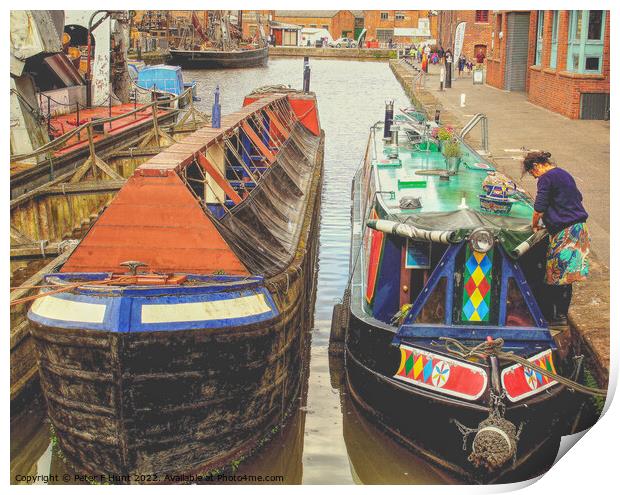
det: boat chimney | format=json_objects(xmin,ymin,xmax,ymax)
[
  {"xmin": 383, "ymin": 100, "xmax": 394, "ymax": 139},
  {"xmin": 390, "ymin": 126, "xmax": 399, "ymax": 147},
  {"xmin": 303, "ymin": 57, "xmax": 311, "ymax": 93},
  {"xmin": 212, "ymin": 85, "xmax": 221, "ymax": 128}
]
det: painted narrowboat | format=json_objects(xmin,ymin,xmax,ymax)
[
  {"xmin": 27, "ymin": 88, "xmax": 323, "ymax": 481},
  {"xmin": 332, "ymin": 103, "xmax": 583, "ymax": 483}
]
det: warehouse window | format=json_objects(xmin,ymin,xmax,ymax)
[
  {"xmin": 376, "ymin": 29, "xmax": 394, "ymax": 43},
  {"xmin": 380, "ymin": 12, "xmax": 389, "ymax": 21},
  {"xmin": 567, "ymin": 10, "xmax": 605, "ymax": 73},
  {"xmin": 395, "ymin": 12, "xmax": 405, "ymax": 21},
  {"xmin": 550, "ymin": 11, "xmax": 559, "ymax": 68},
  {"xmin": 535, "ymin": 11, "xmax": 544, "ymax": 65},
  {"xmin": 322, "ymin": 25, "xmax": 329, "ymax": 30},
  {"xmin": 475, "ymin": 10, "xmax": 489, "ymax": 23}
]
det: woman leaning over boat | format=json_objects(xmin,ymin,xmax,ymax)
[{"xmin": 523, "ymin": 151, "xmax": 591, "ymax": 325}]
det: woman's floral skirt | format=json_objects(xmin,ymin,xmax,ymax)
[{"xmin": 545, "ymin": 222, "xmax": 591, "ymax": 285}]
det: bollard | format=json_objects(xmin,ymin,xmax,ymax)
[
  {"xmin": 439, "ymin": 67, "xmax": 445, "ymax": 91},
  {"xmin": 303, "ymin": 57, "xmax": 311, "ymax": 93},
  {"xmin": 212, "ymin": 85, "xmax": 221, "ymax": 128},
  {"xmin": 460, "ymin": 93, "xmax": 466, "ymax": 107},
  {"xmin": 383, "ymin": 100, "xmax": 394, "ymax": 139},
  {"xmin": 445, "ymin": 61, "xmax": 452, "ymax": 89}
]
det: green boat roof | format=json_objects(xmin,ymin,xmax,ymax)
[{"xmin": 371, "ymin": 121, "xmax": 536, "ymax": 254}]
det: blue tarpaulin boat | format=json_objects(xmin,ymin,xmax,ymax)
[{"xmin": 136, "ymin": 64, "xmax": 198, "ymax": 103}]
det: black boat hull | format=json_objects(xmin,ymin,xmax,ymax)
[
  {"xmin": 169, "ymin": 46, "xmax": 268, "ymax": 69},
  {"xmin": 344, "ymin": 309, "xmax": 576, "ymax": 483}
]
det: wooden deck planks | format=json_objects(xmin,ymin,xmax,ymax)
[{"xmin": 137, "ymin": 95, "xmax": 287, "ymax": 173}]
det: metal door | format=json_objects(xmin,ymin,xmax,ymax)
[
  {"xmin": 580, "ymin": 93, "xmax": 610, "ymax": 120},
  {"xmin": 504, "ymin": 12, "xmax": 530, "ymax": 91}
]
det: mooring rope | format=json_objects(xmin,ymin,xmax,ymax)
[
  {"xmin": 10, "ymin": 276, "xmax": 135, "ymax": 307},
  {"xmin": 439, "ymin": 337, "xmax": 607, "ymax": 397}
]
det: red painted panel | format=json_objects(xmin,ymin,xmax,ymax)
[
  {"xmin": 244, "ymin": 94, "xmax": 321, "ymax": 137},
  {"xmin": 501, "ymin": 350, "xmax": 557, "ymax": 402},
  {"xmin": 61, "ymin": 173, "xmax": 248, "ymax": 275},
  {"xmin": 365, "ymin": 209, "xmax": 383, "ymax": 304},
  {"xmin": 395, "ymin": 345, "xmax": 488, "ymax": 401},
  {"xmin": 289, "ymin": 97, "xmax": 321, "ymax": 136}
]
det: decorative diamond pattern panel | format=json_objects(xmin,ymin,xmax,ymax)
[
  {"xmin": 462, "ymin": 246, "xmax": 493, "ymax": 322},
  {"xmin": 394, "ymin": 344, "xmax": 489, "ymax": 400}
]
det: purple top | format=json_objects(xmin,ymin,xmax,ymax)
[{"xmin": 534, "ymin": 167, "xmax": 588, "ymax": 235}]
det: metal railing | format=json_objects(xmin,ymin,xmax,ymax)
[
  {"xmin": 10, "ymin": 86, "xmax": 194, "ymax": 166},
  {"xmin": 459, "ymin": 113, "xmax": 489, "ymax": 155},
  {"xmin": 412, "ymin": 68, "xmax": 426, "ymax": 91}
]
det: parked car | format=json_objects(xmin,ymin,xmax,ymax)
[{"xmin": 329, "ymin": 37, "xmax": 357, "ymax": 48}]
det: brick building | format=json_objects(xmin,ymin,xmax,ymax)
[
  {"xmin": 363, "ymin": 10, "xmax": 438, "ymax": 44},
  {"xmin": 273, "ymin": 11, "xmax": 355, "ymax": 40},
  {"xmin": 437, "ymin": 10, "xmax": 493, "ymax": 60},
  {"xmin": 240, "ymin": 10, "xmax": 272, "ymax": 40},
  {"xmin": 486, "ymin": 10, "xmax": 610, "ymax": 119},
  {"xmin": 272, "ymin": 10, "xmax": 437, "ymax": 45}
]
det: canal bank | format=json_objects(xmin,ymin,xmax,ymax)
[
  {"xmin": 389, "ymin": 59, "xmax": 610, "ymax": 388},
  {"xmin": 130, "ymin": 47, "xmax": 399, "ymax": 66},
  {"xmin": 270, "ymin": 46, "xmax": 396, "ymax": 60}
]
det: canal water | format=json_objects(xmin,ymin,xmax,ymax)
[{"xmin": 11, "ymin": 58, "xmax": 456, "ymax": 484}]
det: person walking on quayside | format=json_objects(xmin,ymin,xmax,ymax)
[{"xmin": 523, "ymin": 151, "xmax": 591, "ymax": 326}]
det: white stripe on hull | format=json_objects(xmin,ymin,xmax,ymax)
[
  {"xmin": 30, "ymin": 296, "xmax": 107, "ymax": 323},
  {"xmin": 141, "ymin": 293, "xmax": 272, "ymax": 323}
]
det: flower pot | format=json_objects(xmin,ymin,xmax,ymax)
[{"xmin": 445, "ymin": 156, "xmax": 461, "ymax": 174}]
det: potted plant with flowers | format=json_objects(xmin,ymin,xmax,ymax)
[
  {"xmin": 442, "ymin": 138, "xmax": 462, "ymax": 174},
  {"xmin": 431, "ymin": 125, "xmax": 455, "ymax": 152}
]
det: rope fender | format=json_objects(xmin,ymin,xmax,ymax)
[{"xmin": 441, "ymin": 336, "xmax": 605, "ymax": 472}]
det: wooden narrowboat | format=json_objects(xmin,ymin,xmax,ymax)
[
  {"xmin": 27, "ymin": 88, "xmax": 323, "ymax": 481},
  {"xmin": 331, "ymin": 103, "xmax": 584, "ymax": 483}
]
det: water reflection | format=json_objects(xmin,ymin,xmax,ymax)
[
  {"xmin": 328, "ymin": 351, "xmax": 455, "ymax": 485},
  {"xmin": 11, "ymin": 58, "xmax": 456, "ymax": 484}
]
